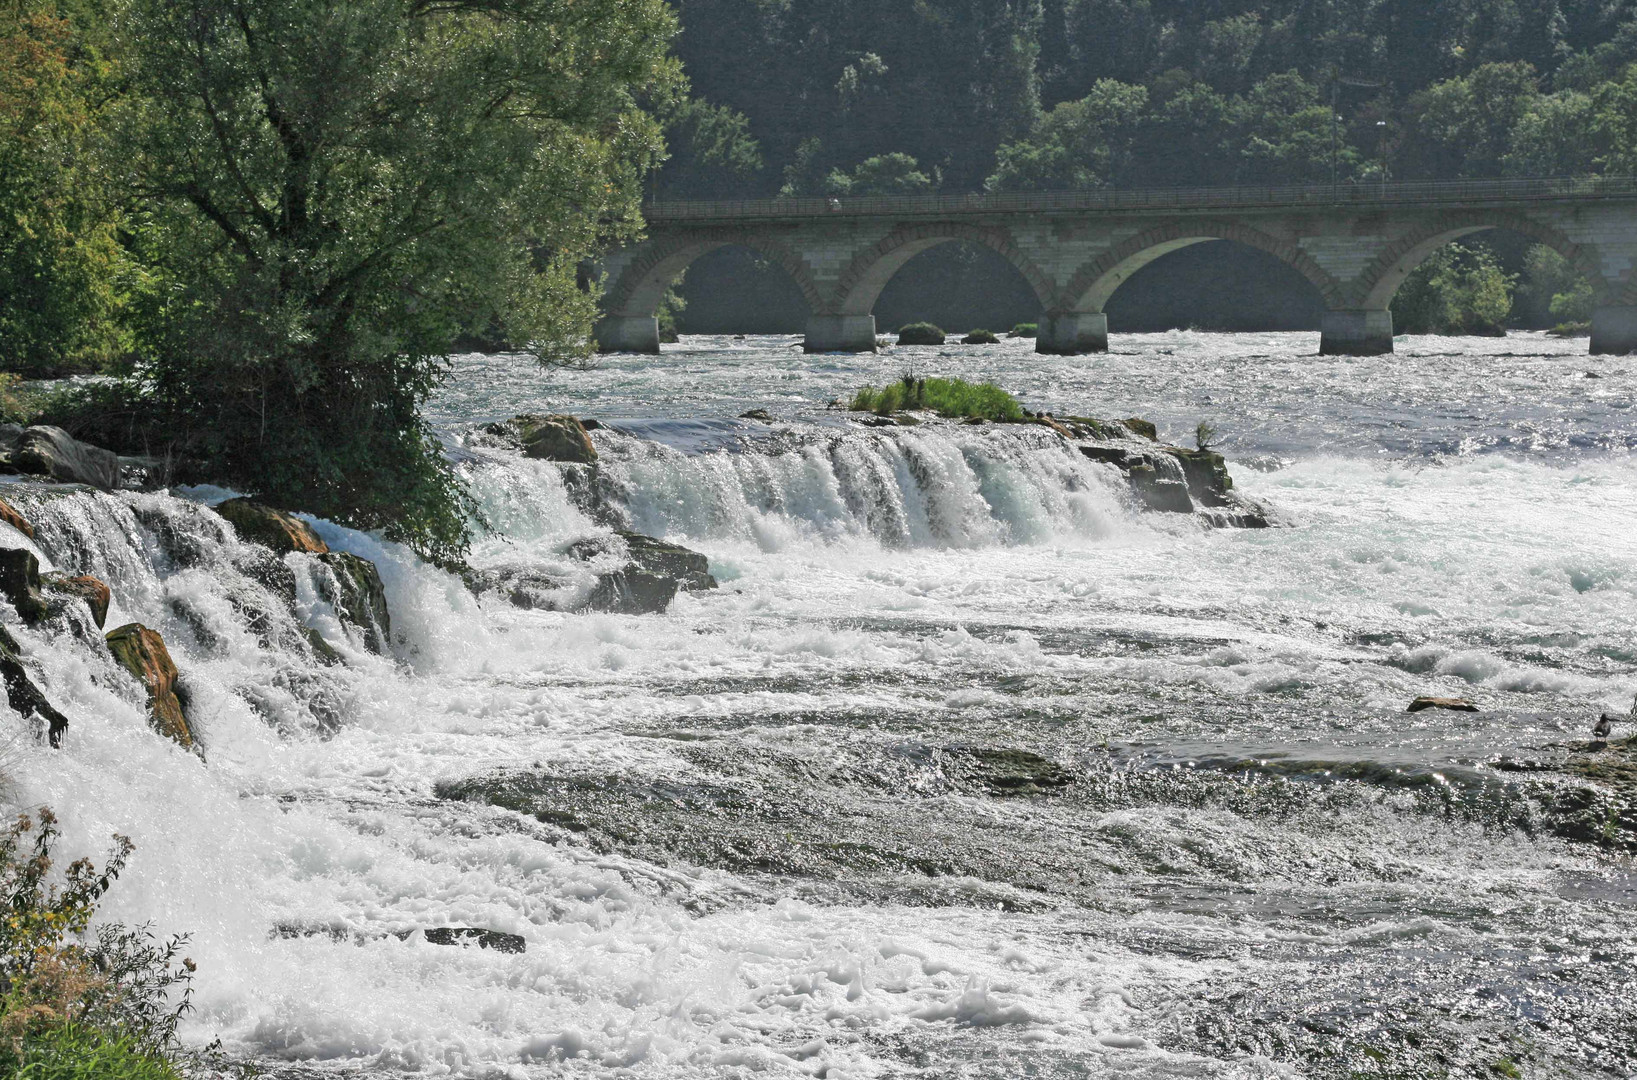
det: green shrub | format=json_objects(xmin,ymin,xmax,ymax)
[
  {"xmin": 1009, "ymin": 323, "xmax": 1038, "ymax": 338},
  {"xmin": 1548, "ymin": 321, "xmax": 1592, "ymax": 337},
  {"xmin": 896, "ymin": 322, "xmax": 946, "ymax": 346},
  {"xmin": 1391, "ymin": 243, "xmax": 1516, "ymax": 336},
  {"xmin": 0, "ymin": 1023, "xmax": 184, "ymax": 1079},
  {"xmin": 961, "ymin": 329, "xmax": 1000, "ymax": 345},
  {"xmin": 850, "ymin": 375, "xmax": 1024, "ymax": 421}
]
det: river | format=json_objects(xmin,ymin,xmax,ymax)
[{"xmin": 5, "ymin": 331, "xmax": 1636, "ymax": 1078}]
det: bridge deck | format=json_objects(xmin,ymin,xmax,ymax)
[{"xmin": 645, "ymin": 176, "xmax": 1637, "ymax": 223}]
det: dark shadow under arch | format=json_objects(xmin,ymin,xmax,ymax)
[
  {"xmin": 604, "ymin": 230, "xmax": 825, "ymax": 318},
  {"xmin": 1103, "ymin": 240, "xmax": 1329, "ymax": 332},
  {"xmin": 832, "ymin": 223, "xmax": 1056, "ymax": 316}
]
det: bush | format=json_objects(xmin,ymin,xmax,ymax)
[
  {"xmin": 0, "ymin": 809, "xmax": 229, "ymax": 1079},
  {"xmin": 896, "ymin": 322, "xmax": 946, "ymax": 346},
  {"xmin": 1009, "ymin": 323, "xmax": 1038, "ymax": 338},
  {"xmin": 1391, "ymin": 243, "xmax": 1516, "ymax": 336},
  {"xmin": 961, "ymin": 329, "xmax": 1000, "ymax": 345},
  {"xmin": 850, "ymin": 375, "xmax": 1024, "ymax": 422}
]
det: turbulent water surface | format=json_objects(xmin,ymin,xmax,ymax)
[{"xmin": 4, "ymin": 331, "xmax": 1636, "ymax": 1078}]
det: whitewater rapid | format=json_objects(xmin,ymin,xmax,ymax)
[{"xmin": 2, "ymin": 331, "xmax": 1634, "ymax": 1078}]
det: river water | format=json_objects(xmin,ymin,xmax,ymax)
[{"xmin": 4, "ymin": 331, "xmax": 1636, "ymax": 1078}]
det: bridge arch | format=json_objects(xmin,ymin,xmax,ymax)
[
  {"xmin": 831, "ymin": 223, "xmax": 1056, "ymax": 315},
  {"xmin": 1063, "ymin": 221, "xmax": 1345, "ymax": 314},
  {"xmin": 1354, "ymin": 211, "xmax": 1609, "ymax": 311},
  {"xmin": 602, "ymin": 229, "xmax": 826, "ymax": 318}
]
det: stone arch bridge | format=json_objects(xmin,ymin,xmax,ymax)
[{"xmin": 595, "ymin": 178, "xmax": 1637, "ymax": 356}]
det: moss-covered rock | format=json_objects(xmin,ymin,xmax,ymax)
[
  {"xmin": 316, "ymin": 552, "xmax": 391, "ymax": 654},
  {"xmin": 42, "ymin": 572, "xmax": 111, "ymax": 629},
  {"xmin": 217, "ymin": 498, "xmax": 329, "ymax": 555},
  {"xmin": 896, "ymin": 322, "xmax": 946, "ymax": 346},
  {"xmin": 485, "ymin": 414, "xmax": 598, "ymax": 464},
  {"xmin": 961, "ymin": 329, "xmax": 1000, "ymax": 345},
  {"xmin": 105, "ymin": 623, "xmax": 193, "ymax": 749}
]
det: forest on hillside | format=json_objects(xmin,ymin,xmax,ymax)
[{"xmin": 660, "ymin": 0, "xmax": 1637, "ymax": 198}]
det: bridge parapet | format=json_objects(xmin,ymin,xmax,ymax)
[{"xmin": 595, "ymin": 178, "xmax": 1637, "ymax": 356}]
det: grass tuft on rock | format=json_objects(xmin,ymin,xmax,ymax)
[
  {"xmin": 1008, "ymin": 323, "xmax": 1038, "ymax": 338},
  {"xmin": 850, "ymin": 375, "xmax": 1024, "ymax": 422},
  {"xmin": 896, "ymin": 322, "xmax": 945, "ymax": 346},
  {"xmin": 961, "ymin": 329, "xmax": 1000, "ymax": 345}
]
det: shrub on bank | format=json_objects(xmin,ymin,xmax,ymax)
[
  {"xmin": 961, "ymin": 329, "xmax": 1000, "ymax": 344},
  {"xmin": 1009, "ymin": 323, "xmax": 1037, "ymax": 338},
  {"xmin": 850, "ymin": 375, "xmax": 1024, "ymax": 421},
  {"xmin": 896, "ymin": 322, "xmax": 946, "ymax": 345}
]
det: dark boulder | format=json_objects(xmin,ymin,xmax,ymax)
[
  {"xmin": 105, "ymin": 623, "xmax": 194, "ymax": 748},
  {"xmin": 484, "ymin": 414, "xmax": 598, "ymax": 464},
  {"xmin": 1408, "ymin": 696, "xmax": 1480, "ymax": 714},
  {"xmin": 0, "ymin": 626, "xmax": 68, "ymax": 747},
  {"xmin": 472, "ymin": 563, "xmax": 680, "ymax": 615},
  {"xmin": 0, "ymin": 548, "xmax": 48, "ymax": 623},
  {"xmin": 896, "ymin": 322, "xmax": 946, "ymax": 346},
  {"xmin": 0, "ymin": 495, "xmax": 33, "ymax": 539},
  {"xmin": 961, "ymin": 329, "xmax": 1000, "ymax": 345},
  {"xmin": 586, "ymin": 569, "xmax": 678, "ymax": 615},
  {"xmin": 217, "ymin": 498, "xmax": 329, "ymax": 555},
  {"xmin": 1166, "ymin": 448, "xmax": 1234, "ymax": 506},
  {"xmin": 739, "ymin": 409, "xmax": 775, "ymax": 423},
  {"xmin": 613, "ymin": 532, "xmax": 716, "ymax": 591},
  {"xmin": 316, "ymin": 552, "xmax": 391, "ymax": 654},
  {"xmin": 1123, "ymin": 418, "xmax": 1159, "ymax": 442},
  {"xmin": 6, "ymin": 426, "xmax": 121, "ymax": 490},
  {"xmin": 1127, "ymin": 466, "xmax": 1194, "ymax": 514},
  {"xmin": 42, "ymin": 572, "xmax": 111, "ymax": 629}
]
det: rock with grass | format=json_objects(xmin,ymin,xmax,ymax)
[
  {"xmin": 961, "ymin": 329, "xmax": 1000, "ymax": 345},
  {"xmin": 105, "ymin": 623, "xmax": 193, "ymax": 749},
  {"xmin": 218, "ymin": 498, "xmax": 329, "ymax": 555},
  {"xmin": 1009, "ymin": 323, "xmax": 1038, "ymax": 338},
  {"xmin": 896, "ymin": 322, "xmax": 946, "ymax": 346},
  {"xmin": 485, "ymin": 414, "xmax": 598, "ymax": 464}
]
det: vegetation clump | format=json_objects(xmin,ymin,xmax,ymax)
[
  {"xmin": 1009, "ymin": 323, "xmax": 1038, "ymax": 338},
  {"xmin": 1392, "ymin": 243, "xmax": 1517, "ymax": 336},
  {"xmin": 850, "ymin": 375, "xmax": 1024, "ymax": 422},
  {"xmin": 896, "ymin": 323, "xmax": 946, "ymax": 346},
  {"xmin": 961, "ymin": 329, "xmax": 1000, "ymax": 345}
]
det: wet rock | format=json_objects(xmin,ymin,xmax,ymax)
[
  {"xmin": 315, "ymin": 552, "xmax": 391, "ymax": 654},
  {"xmin": 42, "ymin": 572, "xmax": 111, "ymax": 629},
  {"xmin": 399, "ymin": 927, "xmax": 526, "ymax": 954},
  {"xmin": 613, "ymin": 532, "xmax": 716, "ymax": 591},
  {"xmin": 1127, "ymin": 466, "xmax": 1195, "ymax": 514},
  {"xmin": 0, "ymin": 495, "xmax": 33, "ymax": 538},
  {"xmin": 0, "ymin": 548, "xmax": 48, "ymax": 623},
  {"xmin": 896, "ymin": 323, "xmax": 946, "ymax": 346},
  {"xmin": 0, "ymin": 626, "xmax": 68, "ymax": 747},
  {"xmin": 485, "ymin": 414, "xmax": 598, "ymax": 464},
  {"xmin": 217, "ymin": 498, "xmax": 329, "ymax": 555},
  {"xmin": 943, "ymin": 747, "xmax": 1075, "ymax": 796},
  {"xmin": 104, "ymin": 623, "xmax": 193, "ymax": 748},
  {"xmin": 1407, "ymin": 697, "xmax": 1480, "ymax": 714},
  {"xmin": 4, "ymin": 426, "xmax": 121, "ymax": 490},
  {"xmin": 1123, "ymin": 417, "xmax": 1159, "ymax": 441},
  {"xmin": 1166, "ymin": 448, "xmax": 1234, "ymax": 506},
  {"xmin": 961, "ymin": 329, "xmax": 1000, "ymax": 345},
  {"xmin": 739, "ymin": 409, "xmax": 775, "ymax": 423},
  {"xmin": 586, "ymin": 569, "xmax": 678, "ymax": 615}
]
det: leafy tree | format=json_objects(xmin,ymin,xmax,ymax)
[
  {"xmin": 654, "ymin": 97, "xmax": 763, "ymax": 200},
  {"xmin": 1234, "ymin": 72, "xmax": 1347, "ymax": 184},
  {"xmin": 1391, "ymin": 242, "xmax": 1516, "ymax": 336},
  {"xmin": 0, "ymin": 0, "xmax": 125, "ymax": 377},
  {"xmin": 987, "ymin": 79, "xmax": 1147, "ymax": 190},
  {"xmin": 1404, "ymin": 62, "xmax": 1542, "ymax": 178},
  {"xmin": 826, "ymin": 152, "xmax": 937, "ymax": 196},
  {"xmin": 118, "ymin": 0, "xmax": 681, "ymax": 567}
]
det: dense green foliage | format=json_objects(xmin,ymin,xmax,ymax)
[
  {"xmin": 851, "ymin": 375, "xmax": 1025, "ymax": 421},
  {"xmin": 0, "ymin": 810, "xmax": 221, "ymax": 1079},
  {"xmin": 961, "ymin": 329, "xmax": 1001, "ymax": 344},
  {"xmin": 1392, "ymin": 243, "xmax": 1518, "ymax": 335}
]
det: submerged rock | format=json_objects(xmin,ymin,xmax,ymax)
[
  {"xmin": 105, "ymin": 623, "xmax": 193, "ymax": 749},
  {"xmin": 42, "ymin": 572, "xmax": 111, "ymax": 629},
  {"xmin": 0, "ymin": 547, "xmax": 48, "ymax": 623},
  {"xmin": 739, "ymin": 409, "xmax": 775, "ymax": 423},
  {"xmin": 315, "ymin": 552, "xmax": 391, "ymax": 654},
  {"xmin": 606, "ymin": 532, "xmax": 716, "ymax": 592},
  {"xmin": 217, "ymin": 498, "xmax": 329, "ymax": 555},
  {"xmin": 1127, "ymin": 466, "xmax": 1195, "ymax": 514},
  {"xmin": 0, "ymin": 626, "xmax": 68, "ymax": 747},
  {"xmin": 399, "ymin": 927, "xmax": 526, "ymax": 954},
  {"xmin": 1408, "ymin": 696, "xmax": 1480, "ymax": 713},
  {"xmin": 1, "ymin": 426, "xmax": 121, "ymax": 490},
  {"xmin": 586, "ymin": 569, "xmax": 679, "ymax": 615},
  {"xmin": 0, "ymin": 495, "xmax": 33, "ymax": 538}
]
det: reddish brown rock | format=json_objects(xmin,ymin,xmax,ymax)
[
  {"xmin": 1407, "ymin": 696, "xmax": 1480, "ymax": 714},
  {"xmin": 216, "ymin": 498, "xmax": 329, "ymax": 555},
  {"xmin": 43, "ymin": 572, "xmax": 111, "ymax": 629},
  {"xmin": 0, "ymin": 496, "xmax": 33, "ymax": 539},
  {"xmin": 104, "ymin": 623, "xmax": 192, "ymax": 748}
]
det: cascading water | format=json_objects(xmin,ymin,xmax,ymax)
[{"xmin": 0, "ymin": 331, "xmax": 1634, "ymax": 1078}]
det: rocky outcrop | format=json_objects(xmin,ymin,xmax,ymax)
[
  {"xmin": 104, "ymin": 623, "xmax": 193, "ymax": 749},
  {"xmin": 0, "ymin": 626, "xmax": 68, "ymax": 747},
  {"xmin": 42, "ymin": 572, "xmax": 111, "ymax": 629},
  {"xmin": 0, "ymin": 426, "xmax": 121, "ymax": 490},
  {"xmin": 483, "ymin": 414, "xmax": 598, "ymax": 464},
  {"xmin": 585, "ymin": 569, "xmax": 679, "ymax": 615},
  {"xmin": 398, "ymin": 927, "xmax": 525, "ymax": 953},
  {"xmin": 0, "ymin": 496, "xmax": 33, "ymax": 538},
  {"xmin": 0, "ymin": 548, "xmax": 48, "ymax": 624},
  {"xmin": 1168, "ymin": 448, "xmax": 1235, "ymax": 506},
  {"xmin": 316, "ymin": 552, "xmax": 391, "ymax": 654},
  {"xmin": 569, "ymin": 532, "xmax": 717, "ymax": 592},
  {"xmin": 217, "ymin": 499, "xmax": 329, "ymax": 554},
  {"xmin": 1068, "ymin": 424, "xmax": 1272, "ymax": 528},
  {"xmin": 472, "ymin": 532, "xmax": 712, "ymax": 616}
]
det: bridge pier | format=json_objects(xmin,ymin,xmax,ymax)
[
  {"xmin": 1036, "ymin": 313, "xmax": 1109, "ymax": 356},
  {"xmin": 1320, "ymin": 310, "xmax": 1394, "ymax": 356},
  {"xmin": 804, "ymin": 315, "xmax": 877, "ymax": 353},
  {"xmin": 1591, "ymin": 305, "xmax": 1637, "ymax": 355},
  {"xmin": 595, "ymin": 315, "xmax": 661, "ymax": 354}
]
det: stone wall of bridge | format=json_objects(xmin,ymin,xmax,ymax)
[{"xmin": 594, "ymin": 195, "xmax": 1637, "ymax": 356}]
